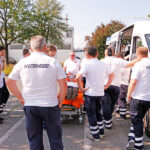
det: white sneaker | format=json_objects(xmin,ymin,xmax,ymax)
[
  {"xmin": 100, "ymin": 134, "xmax": 105, "ymax": 139},
  {"xmin": 0, "ymin": 110, "xmax": 8, "ymax": 116},
  {"xmin": 126, "ymin": 140, "xmax": 135, "ymax": 150},
  {"xmin": 88, "ymin": 134, "xmax": 100, "ymax": 142},
  {"xmin": 93, "ymin": 138, "xmax": 100, "ymax": 142}
]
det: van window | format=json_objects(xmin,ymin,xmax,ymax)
[
  {"xmin": 131, "ymin": 36, "xmax": 142, "ymax": 60},
  {"xmin": 132, "ymin": 36, "xmax": 142, "ymax": 54},
  {"xmin": 110, "ymin": 41, "xmax": 116, "ymax": 50},
  {"xmin": 145, "ymin": 34, "xmax": 150, "ymax": 51}
]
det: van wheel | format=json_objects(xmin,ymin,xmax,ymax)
[{"xmin": 145, "ymin": 109, "xmax": 150, "ymax": 137}]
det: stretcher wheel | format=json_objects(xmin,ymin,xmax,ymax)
[
  {"xmin": 78, "ymin": 116, "xmax": 83, "ymax": 124},
  {"xmin": 61, "ymin": 115, "xmax": 68, "ymax": 123}
]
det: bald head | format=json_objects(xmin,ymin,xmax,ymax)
[{"xmin": 70, "ymin": 51, "xmax": 75, "ymax": 60}]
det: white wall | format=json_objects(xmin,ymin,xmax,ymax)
[
  {"xmin": 56, "ymin": 49, "xmax": 72, "ymax": 63},
  {"xmin": 57, "ymin": 50, "xmax": 84, "ymax": 63},
  {"xmin": 8, "ymin": 49, "xmax": 23, "ymax": 62},
  {"xmin": 8, "ymin": 48, "xmax": 85, "ymax": 64}
]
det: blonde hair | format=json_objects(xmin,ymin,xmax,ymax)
[
  {"xmin": 137, "ymin": 47, "xmax": 148, "ymax": 57},
  {"xmin": 30, "ymin": 35, "xmax": 46, "ymax": 51}
]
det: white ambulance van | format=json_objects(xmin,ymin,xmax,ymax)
[
  {"xmin": 109, "ymin": 20, "xmax": 150, "ymax": 61},
  {"xmin": 109, "ymin": 20, "xmax": 150, "ymax": 137}
]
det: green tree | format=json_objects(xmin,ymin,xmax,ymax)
[
  {"xmin": 88, "ymin": 20, "xmax": 125, "ymax": 59},
  {"xmin": 0, "ymin": 0, "xmax": 32, "ymax": 63},
  {"xmin": 32, "ymin": 0, "xmax": 67, "ymax": 47}
]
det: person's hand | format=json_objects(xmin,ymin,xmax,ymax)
[
  {"xmin": 127, "ymin": 95, "xmax": 132, "ymax": 101},
  {"xmin": 19, "ymin": 98, "xmax": 25, "ymax": 106},
  {"xmin": 104, "ymin": 85, "xmax": 108, "ymax": 90},
  {"xmin": 59, "ymin": 102, "xmax": 63, "ymax": 108},
  {"xmin": 81, "ymin": 87, "xmax": 89, "ymax": 93}
]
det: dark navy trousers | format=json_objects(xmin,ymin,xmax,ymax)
[
  {"xmin": 128, "ymin": 99, "xmax": 150, "ymax": 150},
  {"xmin": 24, "ymin": 105, "xmax": 63, "ymax": 150},
  {"xmin": 0, "ymin": 78, "xmax": 10, "ymax": 113},
  {"xmin": 118, "ymin": 84, "xmax": 128, "ymax": 119},
  {"xmin": 102, "ymin": 85, "xmax": 120, "ymax": 128},
  {"xmin": 85, "ymin": 95, "xmax": 104, "ymax": 139}
]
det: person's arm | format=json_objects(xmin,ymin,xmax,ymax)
[
  {"xmin": 63, "ymin": 66, "xmax": 67, "ymax": 73},
  {"xmin": 63, "ymin": 60, "xmax": 68, "ymax": 73},
  {"xmin": 2, "ymin": 50, "xmax": 6, "ymax": 70},
  {"xmin": 104, "ymin": 72, "xmax": 114, "ymax": 90},
  {"xmin": 125, "ymin": 59, "xmax": 140, "ymax": 68},
  {"xmin": 127, "ymin": 79, "xmax": 137, "ymax": 101},
  {"xmin": 76, "ymin": 73, "xmax": 89, "ymax": 93},
  {"xmin": 6, "ymin": 79, "xmax": 25, "ymax": 105},
  {"xmin": 57, "ymin": 78, "xmax": 67, "ymax": 108}
]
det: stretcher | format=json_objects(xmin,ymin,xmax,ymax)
[{"xmin": 61, "ymin": 74, "xmax": 84, "ymax": 123}]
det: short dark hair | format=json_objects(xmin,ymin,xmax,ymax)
[
  {"xmin": 107, "ymin": 47, "xmax": 113, "ymax": 56},
  {"xmin": 0, "ymin": 46, "xmax": 4, "ymax": 51},
  {"xmin": 23, "ymin": 49, "xmax": 29, "ymax": 55},
  {"xmin": 86, "ymin": 47, "xmax": 98, "ymax": 57}
]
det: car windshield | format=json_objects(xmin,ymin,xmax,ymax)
[{"xmin": 145, "ymin": 34, "xmax": 150, "ymax": 51}]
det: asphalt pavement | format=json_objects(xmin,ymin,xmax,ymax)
[{"xmin": 0, "ymin": 79, "xmax": 150, "ymax": 150}]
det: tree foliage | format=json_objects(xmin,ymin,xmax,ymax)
[
  {"xmin": 0, "ymin": 0, "xmax": 31, "ymax": 63},
  {"xmin": 87, "ymin": 20, "xmax": 125, "ymax": 59},
  {"xmin": 32, "ymin": 0, "xmax": 67, "ymax": 46},
  {"xmin": 0, "ymin": 0, "xmax": 67, "ymax": 63}
]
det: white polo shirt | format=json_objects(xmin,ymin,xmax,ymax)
[
  {"xmin": 102, "ymin": 56, "xmax": 128, "ymax": 87},
  {"xmin": 78, "ymin": 58, "xmax": 112, "ymax": 96},
  {"xmin": 64, "ymin": 58, "xmax": 81, "ymax": 75},
  {"xmin": 81, "ymin": 58, "xmax": 88, "ymax": 68},
  {"xmin": 121, "ymin": 68, "xmax": 130, "ymax": 85},
  {"xmin": 131, "ymin": 58, "xmax": 150, "ymax": 101},
  {"xmin": 9, "ymin": 52, "xmax": 66, "ymax": 107}
]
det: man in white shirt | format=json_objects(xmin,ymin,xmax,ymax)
[
  {"xmin": 126, "ymin": 47, "xmax": 150, "ymax": 150},
  {"xmin": 64, "ymin": 51, "xmax": 80, "ymax": 75},
  {"xmin": 102, "ymin": 47, "xmax": 138, "ymax": 129},
  {"xmin": 6, "ymin": 35, "xmax": 67, "ymax": 150},
  {"xmin": 76, "ymin": 47, "xmax": 114, "ymax": 141},
  {"xmin": 116, "ymin": 52, "xmax": 130, "ymax": 120},
  {"xmin": 64, "ymin": 51, "xmax": 81, "ymax": 100},
  {"xmin": 102, "ymin": 47, "xmax": 129, "ymax": 129}
]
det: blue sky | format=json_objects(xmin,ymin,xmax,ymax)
[{"xmin": 59, "ymin": 0, "xmax": 150, "ymax": 48}]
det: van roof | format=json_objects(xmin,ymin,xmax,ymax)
[
  {"xmin": 110, "ymin": 31, "xmax": 120, "ymax": 42},
  {"xmin": 120, "ymin": 20, "xmax": 150, "ymax": 35}
]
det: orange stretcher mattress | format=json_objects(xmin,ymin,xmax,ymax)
[{"xmin": 62, "ymin": 90, "xmax": 84, "ymax": 108}]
